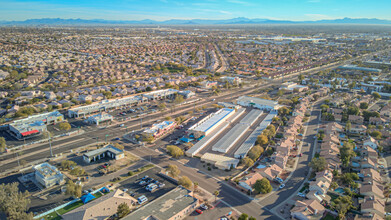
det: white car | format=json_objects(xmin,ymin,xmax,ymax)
[
  {"xmin": 279, "ymin": 184, "xmax": 285, "ymax": 189},
  {"xmin": 200, "ymin": 204, "xmax": 208, "ymax": 210}
]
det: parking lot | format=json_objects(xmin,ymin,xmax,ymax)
[
  {"xmin": 117, "ymin": 167, "xmax": 177, "ymax": 204},
  {"xmin": 185, "ymin": 199, "xmax": 238, "ymax": 220}
]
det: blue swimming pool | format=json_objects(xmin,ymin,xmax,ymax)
[{"xmin": 334, "ymin": 187, "xmax": 344, "ymax": 193}]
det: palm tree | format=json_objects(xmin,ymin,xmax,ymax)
[{"xmin": 213, "ymin": 190, "xmax": 219, "ymax": 202}]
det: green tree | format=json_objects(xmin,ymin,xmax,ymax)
[
  {"xmin": 166, "ymin": 164, "xmax": 180, "ymax": 178},
  {"xmin": 242, "ymin": 157, "xmax": 254, "ymax": 168},
  {"xmin": 249, "ymin": 217, "xmax": 257, "ymax": 220},
  {"xmin": 117, "ymin": 202, "xmax": 131, "ymax": 218},
  {"xmin": 370, "ymin": 130, "xmax": 382, "ymax": 139},
  {"xmin": 213, "ymin": 190, "xmax": 219, "ymax": 202},
  {"xmin": 330, "ymin": 181, "xmax": 339, "ymax": 191},
  {"xmin": 372, "ymin": 92, "xmax": 381, "ymax": 100},
  {"xmin": 345, "ymin": 121, "xmax": 351, "ymax": 132},
  {"xmin": 60, "ymin": 160, "xmax": 77, "ymax": 170},
  {"xmin": 309, "ymin": 157, "xmax": 327, "ymax": 172},
  {"xmin": 174, "ymin": 95, "xmax": 184, "ymax": 105},
  {"xmin": 332, "ymin": 196, "xmax": 353, "ymax": 219},
  {"xmin": 298, "ymin": 74, "xmax": 304, "ymax": 81},
  {"xmin": 178, "ymin": 176, "xmax": 192, "ymax": 189},
  {"xmin": 257, "ymin": 134, "xmax": 268, "ymax": 145},
  {"xmin": 248, "ymin": 145, "xmax": 264, "ymax": 161},
  {"xmin": 58, "ymin": 122, "xmax": 71, "ymax": 131},
  {"xmin": 158, "ymin": 103, "xmax": 166, "ymax": 111},
  {"xmin": 0, "ymin": 137, "xmax": 7, "ymax": 152},
  {"xmin": 238, "ymin": 213, "xmax": 249, "ymax": 220},
  {"xmin": 253, "ymin": 178, "xmax": 272, "ymax": 194},
  {"xmin": 359, "ymin": 102, "xmax": 369, "ymax": 109},
  {"xmin": 66, "ymin": 180, "xmax": 82, "ymax": 198},
  {"xmin": 340, "ymin": 142, "xmax": 355, "ymax": 167},
  {"xmin": 166, "ymin": 145, "xmax": 184, "ymax": 158},
  {"xmin": 0, "ymin": 182, "xmax": 32, "ymax": 220},
  {"xmin": 278, "ymin": 107, "xmax": 290, "ymax": 116}
]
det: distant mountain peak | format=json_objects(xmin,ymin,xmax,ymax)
[{"xmin": 0, "ymin": 17, "xmax": 390, "ymax": 26}]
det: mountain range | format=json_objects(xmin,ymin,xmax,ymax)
[{"xmin": 0, "ymin": 17, "xmax": 390, "ymax": 26}]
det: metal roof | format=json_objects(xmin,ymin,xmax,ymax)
[{"xmin": 212, "ymin": 123, "xmax": 250, "ymax": 153}]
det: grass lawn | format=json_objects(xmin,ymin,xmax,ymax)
[
  {"xmin": 322, "ymin": 213, "xmax": 337, "ymax": 220},
  {"xmin": 56, "ymin": 200, "xmax": 84, "ymax": 215},
  {"xmin": 41, "ymin": 211, "xmax": 61, "ymax": 220}
]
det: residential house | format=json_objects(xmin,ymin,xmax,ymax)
[
  {"xmin": 290, "ymin": 199, "xmax": 325, "ymax": 220},
  {"xmin": 257, "ymin": 164, "xmax": 283, "ymax": 180},
  {"xmin": 238, "ymin": 172, "xmax": 264, "ymax": 192},
  {"xmin": 363, "ymin": 137, "xmax": 379, "ymax": 150},
  {"xmin": 360, "ymin": 196, "xmax": 385, "ymax": 217},
  {"xmin": 349, "ymin": 115, "xmax": 364, "ymax": 125},
  {"xmin": 360, "ymin": 184, "xmax": 384, "ymax": 199}
]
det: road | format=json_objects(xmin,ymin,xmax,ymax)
[{"xmin": 0, "ymin": 64, "xmax": 320, "ymax": 174}]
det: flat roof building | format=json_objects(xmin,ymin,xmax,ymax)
[
  {"xmin": 338, "ymin": 64, "xmax": 382, "ymax": 73},
  {"xmin": 142, "ymin": 121, "xmax": 177, "ymax": 137},
  {"xmin": 201, "ymin": 153, "xmax": 240, "ymax": 170},
  {"xmin": 123, "ymin": 186, "xmax": 198, "ymax": 220},
  {"xmin": 85, "ymin": 112, "xmax": 113, "ymax": 125},
  {"xmin": 8, "ymin": 111, "xmax": 64, "ymax": 139},
  {"xmin": 188, "ymin": 108, "xmax": 235, "ymax": 136},
  {"xmin": 237, "ymin": 96, "xmax": 281, "ymax": 111},
  {"xmin": 34, "ymin": 162, "xmax": 64, "ymax": 188},
  {"xmin": 239, "ymin": 109, "xmax": 263, "ymax": 126},
  {"xmin": 83, "ymin": 144, "xmax": 124, "ymax": 163},
  {"xmin": 234, "ymin": 112, "xmax": 277, "ymax": 159},
  {"xmin": 212, "ymin": 123, "xmax": 249, "ymax": 153}
]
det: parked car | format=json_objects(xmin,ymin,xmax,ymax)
[
  {"xmin": 279, "ymin": 184, "xmax": 285, "ymax": 189},
  {"xmin": 196, "ymin": 209, "xmax": 203, "ymax": 214},
  {"xmin": 297, "ymin": 192, "xmax": 306, "ymax": 198},
  {"xmin": 200, "ymin": 204, "xmax": 208, "ymax": 210},
  {"xmin": 141, "ymin": 175, "xmax": 149, "ymax": 180}
]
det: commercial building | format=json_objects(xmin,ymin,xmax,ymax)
[
  {"xmin": 280, "ymin": 82, "xmax": 309, "ymax": 92},
  {"xmin": 234, "ymin": 112, "xmax": 276, "ymax": 159},
  {"xmin": 68, "ymin": 89, "xmax": 181, "ymax": 118},
  {"xmin": 338, "ymin": 65, "xmax": 382, "ymax": 73},
  {"xmin": 83, "ymin": 145, "xmax": 124, "ymax": 163},
  {"xmin": 212, "ymin": 123, "xmax": 249, "ymax": 153},
  {"xmin": 85, "ymin": 112, "xmax": 113, "ymax": 125},
  {"xmin": 188, "ymin": 108, "xmax": 235, "ymax": 136},
  {"xmin": 8, "ymin": 111, "xmax": 64, "ymax": 139},
  {"xmin": 220, "ymin": 76, "xmax": 242, "ymax": 85},
  {"xmin": 143, "ymin": 89, "xmax": 178, "ymax": 100},
  {"xmin": 142, "ymin": 121, "xmax": 177, "ymax": 138},
  {"xmin": 67, "ymin": 95, "xmax": 142, "ymax": 118},
  {"xmin": 237, "ymin": 96, "xmax": 281, "ymax": 111},
  {"xmin": 62, "ymin": 189, "xmax": 136, "ymax": 220},
  {"xmin": 239, "ymin": 109, "xmax": 263, "ymax": 126},
  {"xmin": 34, "ymin": 162, "xmax": 64, "ymax": 188},
  {"xmin": 185, "ymin": 121, "xmax": 230, "ymax": 157},
  {"xmin": 123, "ymin": 186, "xmax": 198, "ymax": 220},
  {"xmin": 201, "ymin": 153, "xmax": 240, "ymax": 170},
  {"xmin": 178, "ymin": 90, "xmax": 196, "ymax": 99}
]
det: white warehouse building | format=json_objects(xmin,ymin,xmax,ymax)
[{"xmin": 237, "ymin": 96, "xmax": 281, "ymax": 111}]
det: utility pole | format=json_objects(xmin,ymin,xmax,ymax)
[{"xmin": 49, "ymin": 133, "xmax": 53, "ymax": 158}]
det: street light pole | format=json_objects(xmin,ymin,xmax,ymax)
[{"xmin": 49, "ymin": 133, "xmax": 53, "ymax": 158}]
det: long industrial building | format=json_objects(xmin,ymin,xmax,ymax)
[
  {"xmin": 239, "ymin": 109, "xmax": 263, "ymax": 126},
  {"xmin": 185, "ymin": 108, "xmax": 243, "ymax": 157},
  {"xmin": 212, "ymin": 109, "xmax": 261, "ymax": 154},
  {"xmin": 237, "ymin": 96, "xmax": 281, "ymax": 111},
  {"xmin": 67, "ymin": 89, "xmax": 178, "ymax": 118},
  {"xmin": 234, "ymin": 112, "xmax": 277, "ymax": 159},
  {"xmin": 188, "ymin": 108, "xmax": 235, "ymax": 136},
  {"xmin": 212, "ymin": 123, "xmax": 249, "ymax": 153}
]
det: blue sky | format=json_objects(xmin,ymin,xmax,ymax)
[{"xmin": 1, "ymin": 0, "xmax": 390, "ymax": 21}]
